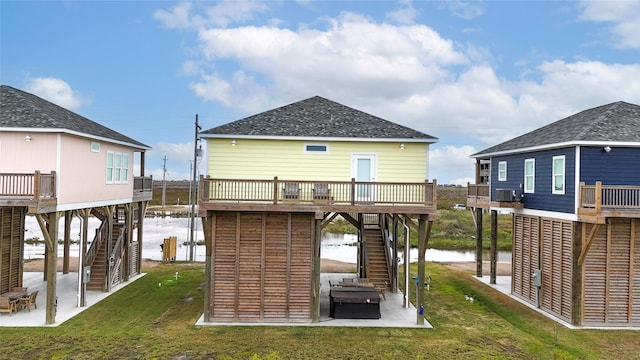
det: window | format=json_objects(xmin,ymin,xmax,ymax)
[
  {"xmin": 304, "ymin": 144, "xmax": 328, "ymax": 153},
  {"xmin": 91, "ymin": 142, "xmax": 100, "ymax": 152},
  {"xmin": 524, "ymin": 158, "xmax": 535, "ymax": 193},
  {"xmin": 498, "ymin": 161, "xmax": 507, "ymax": 181},
  {"xmin": 106, "ymin": 151, "xmax": 129, "ymax": 184},
  {"xmin": 122, "ymin": 154, "xmax": 129, "ymax": 182},
  {"xmin": 114, "ymin": 153, "xmax": 122, "ymax": 182},
  {"xmin": 106, "ymin": 152, "xmax": 114, "ymax": 183},
  {"xmin": 552, "ymin": 155, "xmax": 565, "ymax": 194}
]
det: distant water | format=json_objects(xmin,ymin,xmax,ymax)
[{"xmin": 23, "ymin": 217, "xmax": 511, "ymax": 264}]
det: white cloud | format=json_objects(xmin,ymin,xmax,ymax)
[
  {"xmin": 429, "ymin": 144, "xmax": 477, "ymax": 185},
  {"xmin": 386, "ymin": 0, "xmax": 419, "ymax": 25},
  {"xmin": 148, "ymin": 141, "xmax": 196, "ymax": 163},
  {"xmin": 25, "ymin": 77, "xmax": 86, "ymax": 110},
  {"xmin": 438, "ymin": 0, "xmax": 485, "ymax": 20},
  {"xmin": 154, "ymin": 1, "xmax": 268, "ymax": 29},
  {"xmin": 147, "ymin": 141, "xmax": 206, "ymax": 181},
  {"xmin": 204, "ymin": 0, "xmax": 268, "ymax": 27},
  {"xmin": 156, "ymin": 3, "xmax": 640, "ymax": 185},
  {"xmin": 179, "ymin": 10, "xmax": 640, "ymax": 150},
  {"xmin": 578, "ymin": 0, "xmax": 640, "ymax": 49},
  {"xmin": 190, "ymin": 12, "xmax": 468, "ymax": 111},
  {"xmin": 153, "ymin": 2, "xmax": 199, "ymax": 29}
]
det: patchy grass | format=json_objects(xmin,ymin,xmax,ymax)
[{"xmin": 1, "ymin": 263, "xmax": 638, "ymax": 359}]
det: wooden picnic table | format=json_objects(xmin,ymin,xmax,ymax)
[{"xmin": 0, "ymin": 291, "xmax": 28, "ymax": 301}]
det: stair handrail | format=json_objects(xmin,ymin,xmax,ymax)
[
  {"xmin": 108, "ymin": 227, "xmax": 125, "ymax": 288},
  {"xmin": 380, "ymin": 215, "xmax": 393, "ymax": 287},
  {"xmin": 359, "ymin": 214, "xmax": 370, "ymax": 279},
  {"xmin": 85, "ymin": 220, "xmax": 107, "ymax": 266}
]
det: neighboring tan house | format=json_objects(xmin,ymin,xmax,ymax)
[
  {"xmin": 0, "ymin": 85, "xmax": 152, "ymax": 324},
  {"xmin": 198, "ymin": 96, "xmax": 438, "ymax": 324},
  {"xmin": 467, "ymin": 101, "xmax": 640, "ymax": 327}
]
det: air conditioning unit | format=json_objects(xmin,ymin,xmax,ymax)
[{"xmin": 495, "ymin": 189, "xmax": 517, "ymax": 202}]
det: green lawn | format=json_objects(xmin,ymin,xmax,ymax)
[{"xmin": 2, "ymin": 263, "xmax": 638, "ymax": 359}]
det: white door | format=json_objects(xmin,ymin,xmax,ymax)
[{"xmin": 352, "ymin": 154, "xmax": 377, "ymax": 202}]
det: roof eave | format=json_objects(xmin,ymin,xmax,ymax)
[
  {"xmin": 471, "ymin": 140, "xmax": 640, "ymax": 159},
  {"xmin": 199, "ymin": 133, "xmax": 438, "ymax": 143},
  {"xmin": 1, "ymin": 127, "xmax": 151, "ymax": 151}
]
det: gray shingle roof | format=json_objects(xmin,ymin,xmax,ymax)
[
  {"xmin": 201, "ymin": 96, "xmax": 437, "ymax": 141},
  {"xmin": 1, "ymin": 85, "xmax": 149, "ymax": 149},
  {"xmin": 474, "ymin": 101, "xmax": 640, "ymax": 157}
]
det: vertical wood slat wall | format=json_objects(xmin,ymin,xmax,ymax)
[
  {"xmin": 540, "ymin": 218, "xmax": 573, "ymax": 323},
  {"xmin": 583, "ymin": 219, "xmax": 640, "ymax": 326},
  {"xmin": 512, "ymin": 214, "xmax": 539, "ymax": 305},
  {"xmin": 210, "ymin": 211, "xmax": 313, "ymax": 322},
  {"xmin": 0, "ymin": 207, "xmax": 25, "ymax": 294}
]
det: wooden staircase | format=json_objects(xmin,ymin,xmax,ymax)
[
  {"xmin": 86, "ymin": 224, "xmax": 124, "ymax": 291},
  {"xmin": 363, "ymin": 227, "xmax": 391, "ymax": 290}
]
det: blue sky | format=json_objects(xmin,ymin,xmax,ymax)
[{"xmin": 2, "ymin": 0, "xmax": 639, "ymax": 184}]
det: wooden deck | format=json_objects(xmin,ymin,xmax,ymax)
[
  {"xmin": 466, "ymin": 183, "xmax": 490, "ymax": 209},
  {"xmin": 467, "ymin": 182, "xmax": 640, "ymax": 221},
  {"xmin": 198, "ymin": 177, "xmax": 437, "ymax": 215},
  {"xmin": 132, "ymin": 176, "xmax": 153, "ymax": 202},
  {"xmin": 578, "ymin": 181, "xmax": 640, "ymax": 223},
  {"xmin": 0, "ymin": 172, "xmax": 153, "ymax": 213},
  {"xmin": 0, "ymin": 171, "xmax": 57, "ymax": 213}
]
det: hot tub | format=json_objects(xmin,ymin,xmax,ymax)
[{"xmin": 330, "ymin": 287, "xmax": 381, "ymax": 319}]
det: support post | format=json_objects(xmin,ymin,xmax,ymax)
[
  {"xmin": 475, "ymin": 208, "xmax": 483, "ymax": 277},
  {"xmin": 490, "ymin": 210, "xmax": 498, "ymax": 284},
  {"xmin": 123, "ymin": 203, "xmax": 133, "ymax": 281},
  {"xmin": 416, "ymin": 214, "xmax": 432, "ymax": 325},
  {"xmin": 80, "ymin": 209, "xmax": 89, "ymax": 307},
  {"xmin": 63, "ymin": 211, "xmax": 71, "ymax": 274},
  {"xmin": 37, "ymin": 212, "xmax": 60, "ymax": 325},
  {"xmin": 105, "ymin": 206, "xmax": 114, "ymax": 292},
  {"xmin": 392, "ymin": 214, "xmax": 399, "ymax": 292},
  {"xmin": 571, "ymin": 222, "xmax": 583, "ymax": 325},
  {"xmin": 312, "ymin": 215, "xmax": 322, "ymax": 322},
  {"xmin": 203, "ymin": 213, "xmax": 213, "ymax": 322},
  {"xmin": 137, "ymin": 202, "xmax": 148, "ymax": 274}
]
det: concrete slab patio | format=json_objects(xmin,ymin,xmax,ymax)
[
  {"xmin": 0, "ymin": 272, "xmax": 145, "ymax": 327},
  {"xmin": 473, "ymin": 275, "xmax": 640, "ymax": 331},
  {"xmin": 2, "ymin": 271, "xmax": 430, "ymax": 329},
  {"xmin": 196, "ymin": 273, "xmax": 432, "ymax": 328}
]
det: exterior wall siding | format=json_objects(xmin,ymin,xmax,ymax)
[
  {"xmin": 209, "ymin": 211, "xmax": 314, "ymax": 322},
  {"xmin": 490, "ymin": 147, "xmax": 576, "ymax": 213},
  {"xmin": 0, "ymin": 207, "xmax": 25, "ymax": 294},
  {"xmin": 0, "ymin": 132, "xmax": 57, "ymax": 173},
  {"xmin": 0, "ymin": 132, "xmax": 136, "ymax": 207},
  {"xmin": 583, "ymin": 219, "xmax": 640, "ymax": 326},
  {"xmin": 59, "ymin": 134, "xmax": 135, "ymax": 205},
  {"xmin": 539, "ymin": 218, "xmax": 573, "ymax": 323},
  {"xmin": 580, "ymin": 146, "xmax": 640, "ymax": 186},
  {"xmin": 512, "ymin": 214, "xmax": 539, "ymax": 306},
  {"xmin": 206, "ymin": 138, "xmax": 429, "ymax": 182}
]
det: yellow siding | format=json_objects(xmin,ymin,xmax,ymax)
[{"xmin": 206, "ymin": 138, "xmax": 429, "ymax": 182}]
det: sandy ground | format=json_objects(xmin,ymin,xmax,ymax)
[
  {"xmin": 22, "ymin": 257, "xmax": 358, "ymax": 273},
  {"xmin": 22, "ymin": 257, "xmax": 160, "ymax": 272},
  {"xmin": 23, "ymin": 257, "xmax": 509, "ymax": 275}
]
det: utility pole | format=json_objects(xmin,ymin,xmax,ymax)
[
  {"xmin": 189, "ymin": 115, "xmax": 201, "ymax": 261},
  {"xmin": 161, "ymin": 156, "xmax": 168, "ymax": 208}
]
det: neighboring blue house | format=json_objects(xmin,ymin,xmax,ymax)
[{"xmin": 468, "ymin": 101, "xmax": 640, "ymax": 327}]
